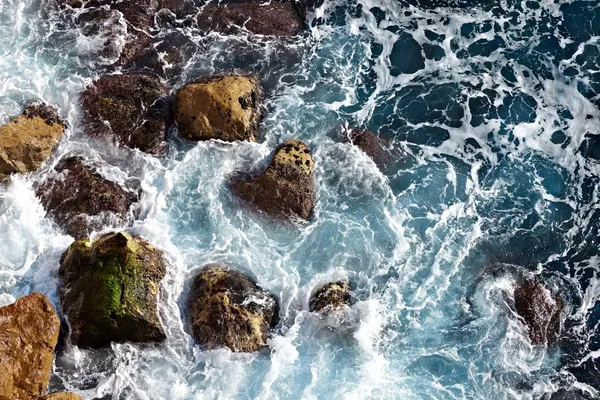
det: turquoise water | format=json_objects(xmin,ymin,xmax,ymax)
[{"xmin": 0, "ymin": 0, "xmax": 599, "ymax": 398}]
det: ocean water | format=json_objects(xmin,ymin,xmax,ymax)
[{"xmin": 0, "ymin": 0, "xmax": 599, "ymax": 398}]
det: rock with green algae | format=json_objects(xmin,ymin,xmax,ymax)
[
  {"xmin": 231, "ymin": 139, "xmax": 315, "ymax": 220},
  {"xmin": 59, "ymin": 231, "xmax": 167, "ymax": 348},
  {"xmin": 309, "ymin": 280, "xmax": 351, "ymax": 313},
  {"xmin": 187, "ymin": 264, "xmax": 279, "ymax": 352}
]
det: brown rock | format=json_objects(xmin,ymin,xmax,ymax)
[
  {"xmin": 343, "ymin": 126, "xmax": 408, "ymax": 173},
  {"xmin": 35, "ymin": 157, "xmax": 138, "ymax": 239},
  {"xmin": 0, "ymin": 293, "xmax": 60, "ymax": 399},
  {"xmin": 187, "ymin": 264, "xmax": 279, "ymax": 352},
  {"xmin": 197, "ymin": 1, "xmax": 304, "ymax": 37},
  {"xmin": 0, "ymin": 102, "xmax": 65, "ymax": 180},
  {"xmin": 82, "ymin": 74, "xmax": 168, "ymax": 155},
  {"xmin": 231, "ymin": 139, "xmax": 315, "ymax": 220},
  {"xmin": 37, "ymin": 393, "xmax": 83, "ymax": 400},
  {"xmin": 514, "ymin": 280, "xmax": 563, "ymax": 345},
  {"xmin": 174, "ymin": 75, "xmax": 261, "ymax": 142},
  {"xmin": 309, "ymin": 281, "xmax": 351, "ymax": 313}
]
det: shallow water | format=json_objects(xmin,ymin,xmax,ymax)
[{"xmin": 1, "ymin": 0, "xmax": 600, "ymax": 399}]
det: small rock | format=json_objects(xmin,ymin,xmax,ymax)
[
  {"xmin": 309, "ymin": 281, "xmax": 351, "ymax": 313},
  {"xmin": 197, "ymin": 1, "xmax": 304, "ymax": 37},
  {"xmin": 514, "ymin": 280, "xmax": 563, "ymax": 345},
  {"xmin": 345, "ymin": 127, "xmax": 394, "ymax": 165},
  {"xmin": 35, "ymin": 157, "xmax": 138, "ymax": 239},
  {"xmin": 0, "ymin": 293, "xmax": 60, "ymax": 399},
  {"xmin": 0, "ymin": 101, "xmax": 65, "ymax": 181},
  {"xmin": 187, "ymin": 264, "xmax": 279, "ymax": 352},
  {"xmin": 231, "ymin": 139, "xmax": 315, "ymax": 220},
  {"xmin": 82, "ymin": 74, "xmax": 168, "ymax": 155},
  {"xmin": 59, "ymin": 232, "xmax": 167, "ymax": 348},
  {"xmin": 37, "ymin": 393, "xmax": 83, "ymax": 400},
  {"xmin": 174, "ymin": 74, "xmax": 261, "ymax": 142}
]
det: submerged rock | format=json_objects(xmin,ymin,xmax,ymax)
[
  {"xmin": 0, "ymin": 102, "xmax": 65, "ymax": 181},
  {"xmin": 514, "ymin": 280, "xmax": 563, "ymax": 345},
  {"xmin": 187, "ymin": 264, "xmax": 279, "ymax": 352},
  {"xmin": 174, "ymin": 74, "xmax": 261, "ymax": 142},
  {"xmin": 82, "ymin": 74, "xmax": 168, "ymax": 155},
  {"xmin": 197, "ymin": 1, "xmax": 304, "ymax": 37},
  {"xmin": 309, "ymin": 281, "xmax": 351, "ymax": 313},
  {"xmin": 231, "ymin": 139, "xmax": 315, "ymax": 220},
  {"xmin": 344, "ymin": 127, "xmax": 395, "ymax": 166},
  {"xmin": 37, "ymin": 393, "xmax": 83, "ymax": 400},
  {"xmin": 59, "ymin": 232, "xmax": 167, "ymax": 348},
  {"xmin": 0, "ymin": 293, "xmax": 60, "ymax": 400},
  {"xmin": 35, "ymin": 157, "xmax": 138, "ymax": 239}
]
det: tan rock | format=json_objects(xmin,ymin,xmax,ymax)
[
  {"xmin": 309, "ymin": 281, "xmax": 351, "ymax": 313},
  {"xmin": 0, "ymin": 102, "xmax": 65, "ymax": 180},
  {"xmin": 37, "ymin": 393, "xmax": 83, "ymax": 400},
  {"xmin": 0, "ymin": 292, "xmax": 61, "ymax": 399},
  {"xmin": 174, "ymin": 75, "xmax": 261, "ymax": 142}
]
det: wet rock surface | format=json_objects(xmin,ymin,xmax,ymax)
[
  {"xmin": 59, "ymin": 232, "xmax": 167, "ymax": 348},
  {"xmin": 309, "ymin": 281, "xmax": 351, "ymax": 313},
  {"xmin": 81, "ymin": 74, "xmax": 169, "ymax": 155},
  {"xmin": 0, "ymin": 293, "xmax": 60, "ymax": 400},
  {"xmin": 514, "ymin": 280, "xmax": 564, "ymax": 345},
  {"xmin": 187, "ymin": 264, "xmax": 279, "ymax": 352},
  {"xmin": 0, "ymin": 101, "xmax": 65, "ymax": 180},
  {"xmin": 37, "ymin": 393, "xmax": 83, "ymax": 400},
  {"xmin": 35, "ymin": 157, "xmax": 138, "ymax": 239},
  {"xmin": 231, "ymin": 139, "xmax": 315, "ymax": 220}
]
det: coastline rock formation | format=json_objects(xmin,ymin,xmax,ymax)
[
  {"xmin": 59, "ymin": 232, "xmax": 167, "ymax": 348},
  {"xmin": 35, "ymin": 157, "xmax": 138, "ymax": 239},
  {"xmin": 0, "ymin": 293, "xmax": 60, "ymax": 400},
  {"xmin": 232, "ymin": 139, "xmax": 315, "ymax": 220},
  {"xmin": 187, "ymin": 264, "xmax": 279, "ymax": 352},
  {"xmin": 0, "ymin": 102, "xmax": 65, "ymax": 181},
  {"xmin": 82, "ymin": 74, "xmax": 169, "ymax": 155},
  {"xmin": 174, "ymin": 74, "xmax": 261, "ymax": 142},
  {"xmin": 309, "ymin": 281, "xmax": 351, "ymax": 313},
  {"xmin": 514, "ymin": 280, "xmax": 563, "ymax": 345}
]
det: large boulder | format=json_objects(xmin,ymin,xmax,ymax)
[
  {"xmin": 35, "ymin": 157, "xmax": 138, "ymax": 239},
  {"xmin": 187, "ymin": 264, "xmax": 279, "ymax": 352},
  {"xmin": 309, "ymin": 281, "xmax": 351, "ymax": 313},
  {"xmin": 0, "ymin": 293, "xmax": 60, "ymax": 400},
  {"xmin": 514, "ymin": 280, "xmax": 563, "ymax": 345},
  {"xmin": 174, "ymin": 75, "xmax": 261, "ymax": 142},
  {"xmin": 37, "ymin": 393, "xmax": 83, "ymax": 400},
  {"xmin": 197, "ymin": 1, "xmax": 304, "ymax": 37},
  {"xmin": 0, "ymin": 102, "xmax": 65, "ymax": 181},
  {"xmin": 82, "ymin": 74, "xmax": 169, "ymax": 155},
  {"xmin": 59, "ymin": 232, "xmax": 167, "ymax": 348},
  {"xmin": 231, "ymin": 139, "xmax": 315, "ymax": 220}
]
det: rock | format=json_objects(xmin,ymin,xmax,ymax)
[
  {"xmin": 0, "ymin": 101, "xmax": 65, "ymax": 181},
  {"xmin": 124, "ymin": 32, "xmax": 191, "ymax": 79},
  {"xmin": 344, "ymin": 127, "xmax": 396, "ymax": 166},
  {"xmin": 187, "ymin": 264, "xmax": 279, "ymax": 352},
  {"xmin": 0, "ymin": 293, "xmax": 60, "ymax": 400},
  {"xmin": 197, "ymin": 1, "xmax": 304, "ymax": 37},
  {"xmin": 231, "ymin": 139, "xmax": 315, "ymax": 220},
  {"xmin": 35, "ymin": 157, "xmax": 138, "ymax": 239},
  {"xmin": 309, "ymin": 281, "xmax": 351, "ymax": 313},
  {"xmin": 174, "ymin": 74, "xmax": 261, "ymax": 142},
  {"xmin": 82, "ymin": 74, "xmax": 169, "ymax": 155},
  {"xmin": 514, "ymin": 280, "xmax": 563, "ymax": 345},
  {"xmin": 59, "ymin": 232, "xmax": 167, "ymax": 348},
  {"xmin": 37, "ymin": 393, "xmax": 83, "ymax": 400},
  {"xmin": 293, "ymin": 0, "xmax": 324, "ymax": 19}
]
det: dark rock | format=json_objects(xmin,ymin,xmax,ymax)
[
  {"xmin": 309, "ymin": 281, "xmax": 351, "ymax": 313},
  {"xmin": 197, "ymin": 1, "xmax": 304, "ymax": 37},
  {"xmin": 344, "ymin": 127, "xmax": 396, "ymax": 166},
  {"xmin": 293, "ymin": 0, "xmax": 324, "ymax": 19},
  {"xmin": 0, "ymin": 293, "xmax": 60, "ymax": 399},
  {"xmin": 59, "ymin": 232, "xmax": 167, "ymax": 348},
  {"xmin": 187, "ymin": 264, "xmax": 279, "ymax": 352},
  {"xmin": 81, "ymin": 74, "xmax": 168, "ymax": 155},
  {"xmin": 35, "ymin": 157, "xmax": 138, "ymax": 239},
  {"xmin": 514, "ymin": 280, "xmax": 564, "ymax": 345},
  {"xmin": 231, "ymin": 139, "xmax": 315, "ymax": 220},
  {"xmin": 123, "ymin": 33, "xmax": 190, "ymax": 79},
  {"xmin": 174, "ymin": 74, "xmax": 261, "ymax": 142}
]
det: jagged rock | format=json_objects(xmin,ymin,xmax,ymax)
[
  {"xmin": 37, "ymin": 393, "xmax": 83, "ymax": 400},
  {"xmin": 59, "ymin": 232, "xmax": 167, "ymax": 348},
  {"xmin": 0, "ymin": 102, "xmax": 65, "ymax": 181},
  {"xmin": 197, "ymin": 1, "xmax": 304, "ymax": 37},
  {"xmin": 0, "ymin": 293, "xmax": 60, "ymax": 400},
  {"xmin": 187, "ymin": 264, "xmax": 279, "ymax": 352},
  {"xmin": 174, "ymin": 74, "xmax": 261, "ymax": 142},
  {"xmin": 35, "ymin": 157, "xmax": 138, "ymax": 239},
  {"xmin": 309, "ymin": 281, "xmax": 351, "ymax": 313},
  {"xmin": 82, "ymin": 74, "xmax": 168, "ymax": 155},
  {"xmin": 514, "ymin": 280, "xmax": 564, "ymax": 345},
  {"xmin": 232, "ymin": 139, "xmax": 315, "ymax": 220}
]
